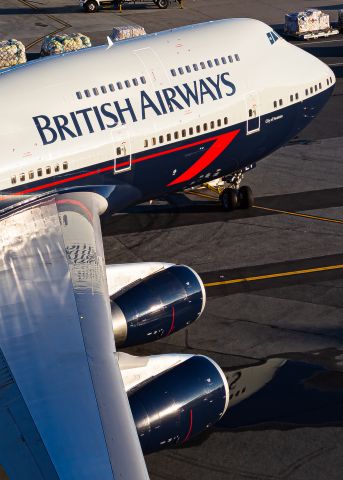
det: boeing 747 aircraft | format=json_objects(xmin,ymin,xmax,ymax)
[{"xmin": 0, "ymin": 18, "xmax": 335, "ymax": 479}]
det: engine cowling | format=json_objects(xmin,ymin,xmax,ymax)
[
  {"xmin": 128, "ymin": 355, "xmax": 229, "ymax": 454},
  {"xmin": 111, "ymin": 265, "xmax": 206, "ymax": 347}
]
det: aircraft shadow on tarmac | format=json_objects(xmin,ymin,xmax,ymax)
[
  {"xmin": 101, "ymin": 186, "xmax": 343, "ymax": 236},
  {"xmin": 176, "ymin": 348, "xmax": 343, "ymax": 449}
]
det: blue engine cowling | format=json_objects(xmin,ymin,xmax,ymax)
[
  {"xmin": 128, "ymin": 355, "xmax": 229, "ymax": 454},
  {"xmin": 111, "ymin": 265, "xmax": 205, "ymax": 347}
]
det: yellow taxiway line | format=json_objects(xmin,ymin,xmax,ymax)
[
  {"xmin": 204, "ymin": 264, "xmax": 343, "ymax": 288},
  {"xmin": 253, "ymin": 205, "xmax": 343, "ymax": 225}
]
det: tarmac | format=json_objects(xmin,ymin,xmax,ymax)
[{"xmin": 1, "ymin": 1, "xmax": 343, "ymax": 479}]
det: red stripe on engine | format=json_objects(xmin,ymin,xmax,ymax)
[
  {"xmin": 167, "ymin": 129, "xmax": 240, "ymax": 186},
  {"xmin": 182, "ymin": 409, "xmax": 193, "ymax": 444},
  {"xmin": 166, "ymin": 305, "xmax": 175, "ymax": 336}
]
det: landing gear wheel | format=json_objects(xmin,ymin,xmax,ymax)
[
  {"xmin": 156, "ymin": 0, "xmax": 169, "ymax": 8},
  {"xmin": 220, "ymin": 188, "xmax": 238, "ymax": 211},
  {"xmin": 238, "ymin": 186, "xmax": 254, "ymax": 209},
  {"xmin": 84, "ymin": 0, "xmax": 99, "ymax": 12}
]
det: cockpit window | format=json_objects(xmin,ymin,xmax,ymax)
[{"xmin": 267, "ymin": 31, "xmax": 279, "ymax": 45}]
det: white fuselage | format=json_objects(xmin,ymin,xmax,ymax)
[{"xmin": 0, "ymin": 19, "xmax": 335, "ymax": 205}]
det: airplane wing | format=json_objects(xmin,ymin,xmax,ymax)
[{"xmin": 0, "ymin": 192, "xmax": 149, "ymax": 480}]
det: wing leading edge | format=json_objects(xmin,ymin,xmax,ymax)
[{"xmin": 0, "ymin": 192, "xmax": 149, "ymax": 479}]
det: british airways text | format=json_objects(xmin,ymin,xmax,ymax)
[{"xmin": 33, "ymin": 73, "xmax": 236, "ymax": 145}]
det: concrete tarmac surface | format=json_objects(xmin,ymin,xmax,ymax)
[{"xmin": 1, "ymin": 1, "xmax": 343, "ymax": 479}]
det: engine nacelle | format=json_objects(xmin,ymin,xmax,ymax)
[
  {"xmin": 110, "ymin": 265, "xmax": 206, "ymax": 347},
  {"xmin": 128, "ymin": 355, "xmax": 229, "ymax": 454}
]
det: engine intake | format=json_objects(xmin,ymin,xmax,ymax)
[
  {"xmin": 128, "ymin": 355, "xmax": 229, "ymax": 454},
  {"xmin": 111, "ymin": 265, "xmax": 205, "ymax": 347}
]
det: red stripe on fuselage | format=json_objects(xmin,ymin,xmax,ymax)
[
  {"xmin": 167, "ymin": 129, "xmax": 240, "ymax": 186},
  {"xmin": 12, "ymin": 131, "xmax": 239, "ymax": 196}
]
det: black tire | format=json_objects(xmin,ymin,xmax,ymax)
[
  {"xmin": 220, "ymin": 189, "xmax": 238, "ymax": 211},
  {"xmin": 84, "ymin": 0, "xmax": 99, "ymax": 12},
  {"xmin": 157, "ymin": 0, "xmax": 169, "ymax": 8},
  {"xmin": 238, "ymin": 186, "xmax": 254, "ymax": 209}
]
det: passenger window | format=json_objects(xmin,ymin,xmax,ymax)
[
  {"xmin": 189, "ymin": 127, "xmax": 194, "ymax": 135},
  {"xmin": 116, "ymin": 147, "xmax": 121, "ymax": 155},
  {"xmin": 133, "ymin": 78, "xmax": 139, "ymax": 86},
  {"xmin": 235, "ymin": 54, "xmax": 240, "ymax": 61},
  {"xmin": 63, "ymin": 162, "xmax": 68, "ymax": 170},
  {"xmin": 290, "ymin": 95, "xmax": 294, "ymax": 102},
  {"xmin": 174, "ymin": 131, "xmax": 179, "ymax": 140},
  {"xmin": 84, "ymin": 89, "xmax": 90, "ymax": 98},
  {"xmin": 185, "ymin": 65, "xmax": 191, "ymax": 73},
  {"xmin": 207, "ymin": 60, "xmax": 213, "ymax": 68},
  {"xmin": 167, "ymin": 133, "xmax": 171, "ymax": 141},
  {"xmin": 109, "ymin": 83, "xmax": 115, "ymax": 92},
  {"xmin": 171, "ymin": 69, "xmax": 176, "ymax": 77},
  {"xmin": 29, "ymin": 171, "xmax": 34, "ymax": 180},
  {"xmin": 159, "ymin": 135, "xmax": 164, "ymax": 144},
  {"xmin": 101, "ymin": 86, "xmax": 107, "ymax": 94},
  {"xmin": 125, "ymin": 80, "xmax": 131, "ymax": 88},
  {"xmin": 193, "ymin": 64, "xmax": 199, "ymax": 71},
  {"xmin": 46, "ymin": 166, "xmax": 51, "ymax": 175},
  {"xmin": 228, "ymin": 56, "xmax": 233, "ymax": 63},
  {"xmin": 37, "ymin": 168, "xmax": 42, "ymax": 177},
  {"xmin": 224, "ymin": 117, "xmax": 228, "ymax": 125},
  {"xmin": 214, "ymin": 58, "xmax": 220, "ymax": 66},
  {"xmin": 117, "ymin": 82, "xmax": 123, "ymax": 90},
  {"xmin": 178, "ymin": 67, "xmax": 184, "ymax": 75},
  {"xmin": 319, "ymin": 82, "xmax": 322, "ymax": 89},
  {"xmin": 217, "ymin": 119, "xmax": 222, "ymax": 127},
  {"xmin": 93, "ymin": 88, "xmax": 99, "ymax": 96},
  {"xmin": 210, "ymin": 120, "xmax": 215, "ymax": 129},
  {"xmin": 279, "ymin": 99, "xmax": 283, "ymax": 106},
  {"xmin": 182, "ymin": 129, "xmax": 186, "ymax": 137},
  {"xmin": 196, "ymin": 125, "xmax": 201, "ymax": 133},
  {"xmin": 273, "ymin": 100, "xmax": 277, "ymax": 108},
  {"xmin": 144, "ymin": 139, "xmax": 148, "ymax": 148},
  {"xmin": 305, "ymin": 89, "xmax": 309, "ymax": 96},
  {"xmin": 11, "ymin": 175, "xmax": 16, "ymax": 185},
  {"xmin": 54, "ymin": 165, "xmax": 60, "ymax": 173},
  {"xmin": 221, "ymin": 56, "xmax": 227, "ymax": 64},
  {"xmin": 326, "ymin": 79, "xmax": 329, "ymax": 86},
  {"xmin": 203, "ymin": 123, "xmax": 208, "ymax": 131},
  {"xmin": 310, "ymin": 87, "xmax": 313, "ymax": 94},
  {"xmin": 76, "ymin": 91, "xmax": 82, "ymax": 100},
  {"xmin": 249, "ymin": 109, "xmax": 252, "ymax": 117},
  {"xmin": 295, "ymin": 93, "xmax": 299, "ymax": 100},
  {"xmin": 20, "ymin": 173, "xmax": 25, "ymax": 182},
  {"xmin": 315, "ymin": 85, "xmax": 318, "ymax": 92},
  {"xmin": 140, "ymin": 76, "xmax": 146, "ymax": 84},
  {"xmin": 200, "ymin": 61, "xmax": 206, "ymax": 69}
]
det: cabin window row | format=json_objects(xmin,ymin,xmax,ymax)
[
  {"xmin": 170, "ymin": 54, "xmax": 241, "ymax": 77},
  {"xmin": 305, "ymin": 83, "xmax": 322, "ymax": 96},
  {"xmin": 76, "ymin": 76, "xmax": 147, "ymax": 100},
  {"xmin": 143, "ymin": 117, "xmax": 229, "ymax": 148},
  {"xmin": 11, "ymin": 162, "xmax": 69, "ymax": 185},
  {"xmin": 273, "ymin": 99, "xmax": 284, "ymax": 108}
]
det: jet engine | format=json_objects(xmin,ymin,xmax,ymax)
[
  {"xmin": 108, "ymin": 264, "xmax": 206, "ymax": 347},
  {"xmin": 125, "ymin": 354, "xmax": 229, "ymax": 454}
]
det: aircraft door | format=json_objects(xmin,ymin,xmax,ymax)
[
  {"xmin": 246, "ymin": 91, "xmax": 260, "ymax": 135},
  {"xmin": 114, "ymin": 129, "xmax": 132, "ymax": 173},
  {"xmin": 133, "ymin": 47, "xmax": 170, "ymax": 88}
]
